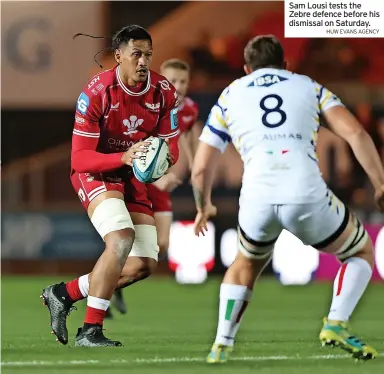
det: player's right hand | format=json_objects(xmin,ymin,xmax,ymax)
[
  {"xmin": 194, "ymin": 203, "xmax": 217, "ymax": 237},
  {"xmin": 153, "ymin": 172, "xmax": 182, "ymax": 192},
  {"xmin": 374, "ymin": 185, "xmax": 384, "ymax": 212},
  {"xmin": 121, "ymin": 141, "xmax": 151, "ymax": 166}
]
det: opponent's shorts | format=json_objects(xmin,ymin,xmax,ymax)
[
  {"xmin": 238, "ymin": 190, "xmax": 347, "ymax": 248},
  {"xmin": 71, "ymin": 169, "xmax": 153, "ymax": 216},
  {"xmin": 146, "ymin": 184, "xmax": 172, "ymax": 214}
]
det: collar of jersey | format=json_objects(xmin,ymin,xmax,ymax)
[{"xmin": 116, "ymin": 66, "xmax": 151, "ymax": 96}]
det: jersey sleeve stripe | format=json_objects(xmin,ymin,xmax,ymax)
[
  {"xmin": 216, "ymin": 101, "xmax": 226, "ymax": 117},
  {"xmin": 206, "ymin": 124, "xmax": 231, "ymax": 143},
  {"xmin": 318, "ymin": 86, "xmax": 324, "ymax": 104},
  {"xmin": 214, "ymin": 111, "xmax": 228, "ymax": 129},
  {"xmin": 158, "ymin": 129, "xmax": 179, "ymax": 139},
  {"xmin": 73, "ymin": 129, "xmax": 100, "ymax": 138},
  {"xmin": 320, "ymin": 90, "xmax": 332, "ymax": 108},
  {"xmin": 199, "ymin": 126, "xmax": 229, "ymax": 153}
]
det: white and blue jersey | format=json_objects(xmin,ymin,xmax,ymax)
[{"xmin": 200, "ymin": 68, "xmax": 344, "ymax": 204}]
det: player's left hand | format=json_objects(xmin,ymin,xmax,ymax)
[{"xmin": 194, "ymin": 203, "xmax": 217, "ymax": 237}]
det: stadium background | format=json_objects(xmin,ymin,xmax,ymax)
[
  {"xmin": 2, "ymin": 2, "xmax": 384, "ymax": 372},
  {"xmin": 2, "ymin": 1, "xmax": 384, "ymax": 281}
]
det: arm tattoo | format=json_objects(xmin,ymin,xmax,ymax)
[{"xmin": 193, "ymin": 186, "xmax": 206, "ymax": 209}]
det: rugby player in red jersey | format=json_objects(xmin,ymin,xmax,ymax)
[
  {"xmin": 40, "ymin": 25, "xmax": 179, "ymax": 347},
  {"xmin": 147, "ymin": 59, "xmax": 199, "ymax": 257},
  {"xmin": 108, "ymin": 59, "xmax": 200, "ymax": 316}
]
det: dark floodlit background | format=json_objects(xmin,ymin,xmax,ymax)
[{"xmin": 2, "ymin": 1, "xmax": 383, "ymax": 284}]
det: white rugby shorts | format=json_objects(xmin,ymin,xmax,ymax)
[{"xmin": 238, "ymin": 190, "xmax": 347, "ymax": 248}]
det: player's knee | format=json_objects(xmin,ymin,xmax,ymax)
[
  {"xmin": 344, "ymin": 236, "xmax": 375, "ymax": 269},
  {"xmin": 91, "ymin": 198, "xmax": 135, "ymax": 240},
  {"xmin": 333, "ymin": 215, "xmax": 373, "ymax": 268},
  {"xmin": 106, "ymin": 229, "xmax": 136, "ymax": 265},
  {"xmin": 130, "ymin": 224, "xmax": 159, "ymax": 260},
  {"xmin": 237, "ymin": 226, "xmax": 275, "ymax": 261}
]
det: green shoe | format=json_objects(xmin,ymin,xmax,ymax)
[
  {"xmin": 206, "ymin": 344, "xmax": 232, "ymax": 364},
  {"xmin": 319, "ymin": 317, "xmax": 377, "ymax": 361}
]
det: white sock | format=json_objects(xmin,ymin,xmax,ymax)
[
  {"xmin": 214, "ymin": 284, "xmax": 252, "ymax": 346},
  {"xmin": 328, "ymin": 257, "xmax": 372, "ymax": 322},
  {"xmin": 87, "ymin": 295, "xmax": 110, "ymax": 311},
  {"xmin": 78, "ymin": 274, "xmax": 90, "ymax": 297}
]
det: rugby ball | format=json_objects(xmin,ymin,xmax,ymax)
[{"xmin": 132, "ymin": 137, "xmax": 169, "ymax": 183}]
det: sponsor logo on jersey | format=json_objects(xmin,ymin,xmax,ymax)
[
  {"xmin": 248, "ymin": 74, "xmax": 288, "ymax": 88},
  {"xmin": 76, "ymin": 92, "xmax": 89, "ymax": 115},
  {"xmin": 75, "ymin": 115, "xmax": 85, "ymax": 125},
  {"xmin": 170, "ymin": 108, "xmax": 178, "ymax": 130},
  {"xmin": 261, "ymin": 133, "xmax": 302, "ymax": 141},
  {"xmin": 159, "ymin": 80, "xmax": 171, "ymax": 91},
  {"xmin": 85, "ymin": 173, "xmax": 94, "ymax": 182},
  {"xmin": 91, "ymin": 83, "xmax": 104, "ymax": 96},
  {"xmin": 145, "ymin": 102, "xmax": 160, "ymax": 112},
  {"xmin": 108, "ymin": 138, "xmax": 138, "ymax": 151},
  {"xmin": 122, "ymin": 115, "xmax": 144, "ymax": 135},
  {"xmin": 88, "ymin": 76, "xmax": 100, "ymax": 90},
  {"xmin": 110, "ymin": 102, "xmax": 120, "ymax": 110}
]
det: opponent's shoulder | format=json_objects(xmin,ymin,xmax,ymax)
[
  {"xmin": 215, "ymin": 79, "xmax": 241, "ymax": 109},
  {"xmin": 288, "ymin": 71, "xmax": 322, "ymax": 89}
]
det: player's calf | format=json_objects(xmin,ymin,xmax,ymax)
[
  {"xmin": 115, "ymin": 223, "xmax": 159, "ymax": 288},
  {"xmin": 316, "ymin": 210, "xmax": 377, "ymax": 360},
  {"xmin": 78, "ymin": 198, "xmax": 135, "ymax": 347},
  {"xmin": 117, "ymin": 257, "xmax": 157, "ymax": 289},
  {"xmin": 208, "ymin": 226, "xmax": 275, "ymax": 362}
]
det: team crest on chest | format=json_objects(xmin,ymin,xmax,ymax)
[
  {"xmin": 145, "ymin": 102, "xmax": 160, "ymax": 112},
  {"xmin": 123, "ymin": 116, "xmax": 144, "ymax": 135}
]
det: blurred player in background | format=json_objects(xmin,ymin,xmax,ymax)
[
  {"xmin": 192, "ymin": 35, "xmax": 384, "ymax": 363},
  {"xmin": 109, "ymin": 59, "xmax": 199, "ymax": 317},
  {"xmin": 41, "ymin": 25, "xmax": 179, "ymax": 347},
  {"xmin": 148, "ymin": 59, "xmax": 199, "ymax": 257}
]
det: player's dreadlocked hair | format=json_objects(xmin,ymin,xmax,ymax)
[
  {"xmin": 73, "ymin": 25, "xmax": 152, "ymax": 68},
  {"xmin": 244, "ymin": 35, "xmax": 285, "ymax": 71}
]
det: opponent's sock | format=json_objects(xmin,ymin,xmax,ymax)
[
  {"xmin": 328, "ymin": 257, "xmax": 372, "ymax": 322},
  {"xmin": 214, "ymin": 284, "xmax": 252, "ymax": 346},
  {"xmin": 62, "ymin": 274, "xmax": 89, "ymax": 303},
  {"xmin": 84, "ymin": 296, "xmax": 110, "ymax": 326}
]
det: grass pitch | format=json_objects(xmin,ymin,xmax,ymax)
[{"xmin": 2, "ymin": 276, "xmax": 383, "ymax": 373}]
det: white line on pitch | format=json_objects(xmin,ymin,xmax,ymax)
[{"xmin": 2, "ymin": 353, "xmax": 382, "ymax": 367}]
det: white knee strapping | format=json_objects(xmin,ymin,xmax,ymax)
[
  {"xmin": 90, "ymin": 198, "xmax": 134, "ymax": 239},
  {"xmin": 335, "ymin": 216, "xmax": 368, "ymax": 260},
  {"xmin": 129, "ymin": 225, "xmax": 159, "ymax": 261},
  {"xmin": 237, "ymin": 228, "xmax": 274, "ymax": 260}
]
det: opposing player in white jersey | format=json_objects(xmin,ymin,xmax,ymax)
[{"xmin": 191, "ymin": 35, "xmax": 384, "ymax": 363}]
